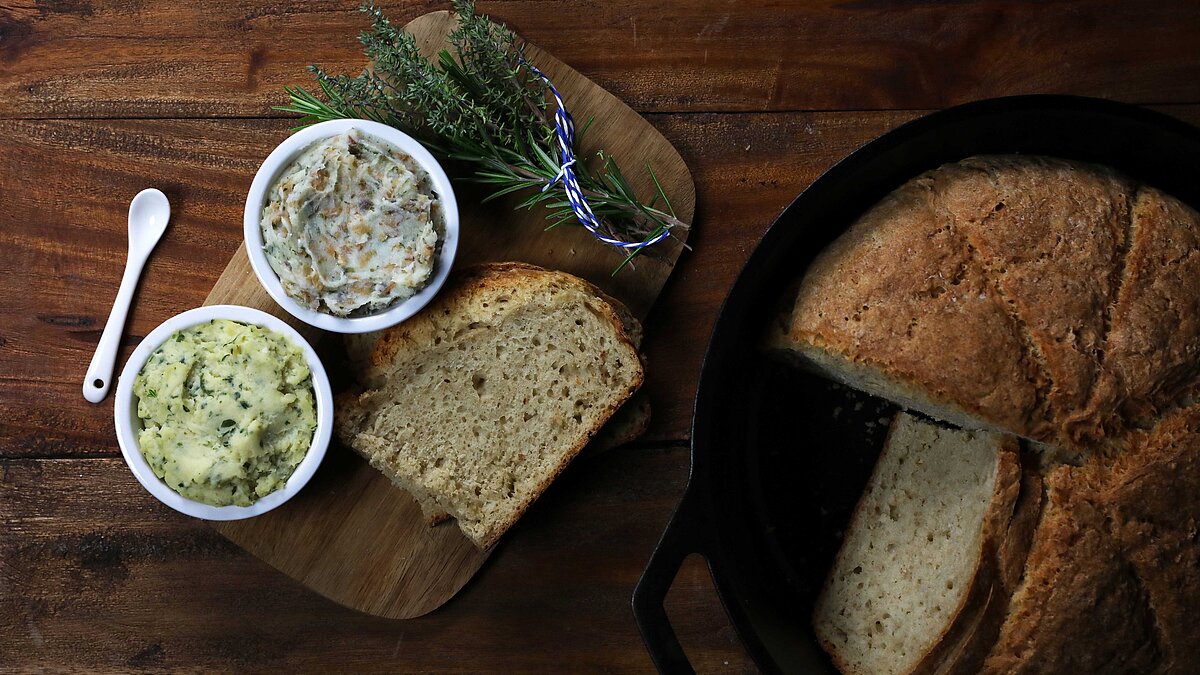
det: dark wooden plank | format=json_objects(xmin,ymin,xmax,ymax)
[
  {"xmin": 0, "ymin": 448, "xmax": 754, "ymax": 671},
  {"xmin": 0, "ymin": 117, "xmax": 290, "ymax": 458},
  {"xmin": 2, "ymin": 0, "xmax": 1199, "ymax": 119},
  {"xmin": 5, "ymin": 105, "xmax": 1200, "ymax": 457}
]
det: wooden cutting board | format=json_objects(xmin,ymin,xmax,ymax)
[{"xmin": 206, "ymin": 10, "xmax": 695, "ymax": 619}]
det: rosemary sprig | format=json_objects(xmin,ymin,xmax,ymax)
[{"xmin": 276, "ymin": 0, "xmax": 687, "ymax": 272}]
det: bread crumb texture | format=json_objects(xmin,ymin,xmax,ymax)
[
  {"xmin": 813, "ymin": 412, "xmax": 1020, "ymax": 675},
  {"xmin": 337, "ymin": 263, "xmax": 643, "ymax": 549}
]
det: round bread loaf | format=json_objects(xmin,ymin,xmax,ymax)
[{"xmin": 772, "ymin": 156, "xmax": 1200, "ymax": 674}]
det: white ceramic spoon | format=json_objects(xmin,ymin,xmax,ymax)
[{"xmin": 83, "ymin": 189, "xmax": 172, "ymax": 404}]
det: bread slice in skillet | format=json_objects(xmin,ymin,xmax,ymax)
[{"xmin": 813, "ymin": 412, "xmax": 1023, "ymax": 675}]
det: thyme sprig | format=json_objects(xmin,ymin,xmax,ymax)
[{"xmin": 277, "ymin": 1, "xmax": 687, "ymax": 273}]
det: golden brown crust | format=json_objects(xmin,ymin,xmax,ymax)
[
  {"xmin": 369, "ymin": 262, "xmax": 643, "ymax": 380},
  {"xmin": 1093, "ymin": 405, "xmax": 1200, "ymax": 672},
  {"xmin": 788, "ymin": 156, "xmax": 1200, "ymax": 674},
  {"xmin": 981, "ymin": 468, "xmax": 1161, "ymax": 674},
  {"xmin": 786, "ymin": 170, "xmax": 1048, "ymax": 437},
  {"xmin": 779, "ymin": 156, "xmax": 1200, "ymax": 454},
  {"xmin": 939, "ymin": 157, "xmax": 1134, "ymax": 445},
  {"xmin": 1071, "ymin": 188, "xmax": 1200, "ymax": 434}
]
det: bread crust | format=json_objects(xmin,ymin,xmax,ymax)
[
  {"xmin": 1069, "ymin": 187, "xmax": 1200, "ymax": 435},
  {"xmin": 777, "ymin": 156, "xmax": 1200, "ymax": 454},
  {"xmin": 787, "ymin": 156, "xmax": 1200, "ymax": 675},
  {"xmin": 941, "ymin": 157, "xmax": 1134, "ymax": 445},
  {"xmin": 781, "ymin": 168, "xmax": 1051, "ymax": 442},
  {"xmin": 1093, "ymin": 404, "xmax": 1200, "ymax": 672},
  {"xmin": 980, "ymin": 466, "xmax": 1161, "ymax": 674}
]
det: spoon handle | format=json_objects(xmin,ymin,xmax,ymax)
[{"xmin": 83, "ymin": 251, "xmax": 149, "ymax": 403}]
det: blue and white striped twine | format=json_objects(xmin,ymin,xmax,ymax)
[{"xmin": 520, "ymin": 58, "xmax": 672, "ymax": 251}]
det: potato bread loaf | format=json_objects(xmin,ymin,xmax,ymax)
[{"xmin": 772, "ymin": 156, "xmax": 1200, "ymax": 674}]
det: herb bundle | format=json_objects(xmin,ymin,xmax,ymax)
[{"xmin": 279, "ymin": 1, "xmax": 688, "ymax": 272}]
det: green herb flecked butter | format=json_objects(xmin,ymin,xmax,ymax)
[{"xmin": 133, "ymin": 319, "xmax": 317, "ymax": 506}]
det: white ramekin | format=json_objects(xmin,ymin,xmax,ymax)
[
  {"xmin": 243, "ymin": 119, "xmax": 459, "ymax": 334},
  {"xmin": 113, "ymin": 305, "xmax": 334, "ymax": 520}
]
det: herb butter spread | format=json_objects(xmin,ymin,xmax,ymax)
[
  {"xmin": 133, "ymin": 319, "xmax": 317, "ymax": 506},
  {"xmin": 261, "ymin": 129, "xmax": 441, "ymax": 316}
]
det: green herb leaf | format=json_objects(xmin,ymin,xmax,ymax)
[{"xmin": 280, "ymin": 0, "xmax": 688, "ymax": 272}]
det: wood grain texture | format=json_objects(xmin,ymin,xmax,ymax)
[
  {"xmin": 205, "ymin": 10, "xmax": 693, "ymax": 619},
  {"xmin": 0, "ymin": 448, "xmax": 754, "ymax": 672},
  {"xmin": 2, "ymin": 1, "xmax": 1199, "ymax": 117},
  {"xmin": 7, "ymin": 106, "xmax": 1200, "ymax": 461},
  {"xmin": 2, "ymin": 0, "xmax": 1199, "ymax": 667}
]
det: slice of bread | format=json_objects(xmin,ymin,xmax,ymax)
[
  {"xmin": 341, "ymin": 263, "xmax": 651, "ymax": 526},
  {"xmin": 813, "ymin": 412, "xmax": 1022, "ymax": 675},
  {"xmin": 336, "ymin": 263, "xmax": 644, "ymax": 549},
  {"xmin": 345, "ymin": 264, "xmax": 651, "ymax": 463},
  {"xmin": 925, "ymin": 464, "xmax": 1044, "ymax": 675}
]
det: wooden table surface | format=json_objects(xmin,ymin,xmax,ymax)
[{"xmin": 2, "ymin": 1, "xmax": 1198, "ymax": 672}]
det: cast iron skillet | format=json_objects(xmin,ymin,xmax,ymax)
[{"xmin": 631, "ymin": 95, "xmax": 1200, "ymax": 674}]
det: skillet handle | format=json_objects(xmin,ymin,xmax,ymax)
[{"xmin": 632, "ymin": 491, "xmax": 710, "ymax": 674}]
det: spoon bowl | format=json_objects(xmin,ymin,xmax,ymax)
[{"xmin": 127, "ymin": 188, "xmax": 171, "ymax": 252}]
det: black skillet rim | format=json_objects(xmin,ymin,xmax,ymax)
[{"xmin": 633, "ymin": 94, "xmax": 1200, "ymax": 674}]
